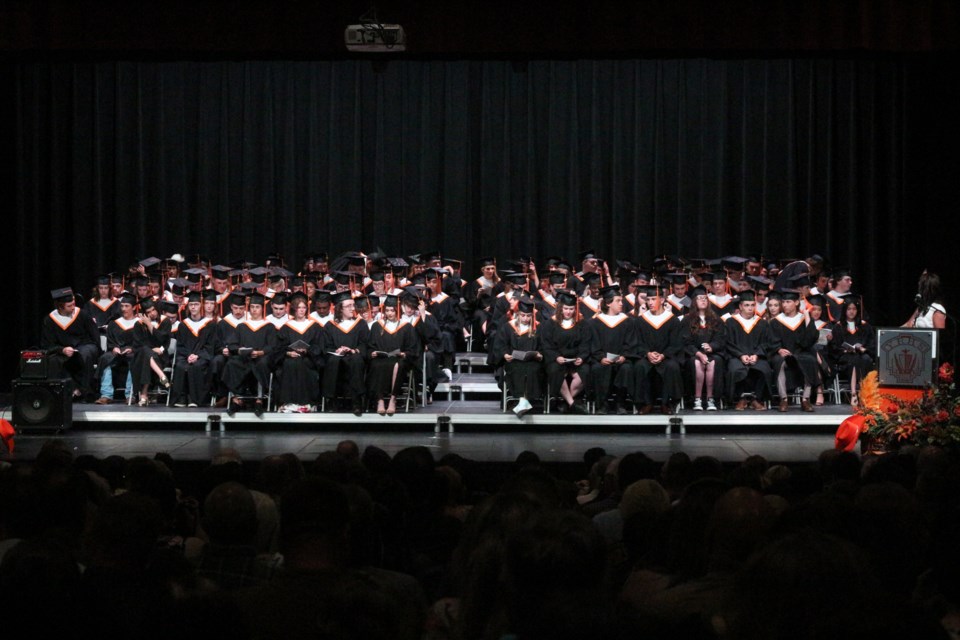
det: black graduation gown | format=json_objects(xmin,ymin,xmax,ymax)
[
  {"xmin": 723, "ymin": 314, "xmax": 775, "ymax": 400},
  {"xmin": 222, "ymin": 319, "xmax": 277, "ymax": 395},
  {"xmin": 171, "ymin": 317, "xmax": 217, "ymax": 404},
  {"xmin": 321, "ymin": 317, "xmax": 370, "ymax": 402},
  {"xmin": 212, "ymin": 314, "xmax": 245, "ymax": 395},
  {"xmin": 541, "ymin": 318, "xmax": 591, "ymax": 397},
  {"xmin": 681, "ymin": 314, "xmax": 728, "ymax": 398},
  {"xmin": 367, "ymin": 319, "xmax": 419, "ymax": 400},
  {"xmin": 491, "ymin": 319, "xmax": 545, "ymax": 401},
  {"xmin": 84, "ymin": 297, "xmax": 120, "ymax": 331},
  {"xmin": 427, "ymin": 291, "xmax": 462, "ymax": 356},
  {"xmin": 829, "ymin": 321, "xmax": 876, "ymax": 381},
  {"xmin": 578, "ymin": 296, "xmax": 603, "ymax": 322},
  {"xmin": 98, "ymin": 317, "xmax": 139, "ymax": 393},
  {"xmin": 131, "ymin": 317, "xmax": 172, "ymax": 391},
  {"xmin": 274, "ymin": 319, "xmax": 324, "ymax": 405},
  {"xmin": 588, "ymin": 313, "xmax": 636, "ymax": 402},
  {"xmin": 633, "ymin": 310, "xmax": 684, "ymax": 404},
  {"xmin": 768, "ymin": 313, "xmax": 821, "ymax": 388},
  {"xmin": 708, "ymin": 294, "xmax": 736, "ymax": 319},
  {"xmin": 41, "ymin": 307, "xmax": 101, "ymax": 397}
]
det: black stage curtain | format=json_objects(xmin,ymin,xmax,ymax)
[{"xmin": 7, "ymin": 57, "xmax": 958, "ymax": 387}]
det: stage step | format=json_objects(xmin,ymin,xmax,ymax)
[
  {"xmin": 456, "ymin": 352, "xmax": 491, "ymax": 373},
  {"xmin": 435, "ymin": 372, "xmax": 501, "ymax": 402}
]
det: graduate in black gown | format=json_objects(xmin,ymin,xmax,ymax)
[
  {"xmin": 222, "ymin": 292, "xmax": 276, "ymax": 415},
  {"xmin": 490, "ymin": 297, "xmax": 544, "ymax": 417},
  {"xmin": 681, "ymin": 285, "xmax": 726, "ymax": 411},
  {"xmin": 541, "ymin": 290, "xmax": 590, "ymax": 413},
  {"xmin": 632, "ymin": 285, "xmax": 685, "ymax": 414},
  {"xmin": 321, "ymin": 291, "xmax": 370, "ymax": 416},
  {"xmin": 723, "ymin": 291, "xmax": 775, "ymax": 410},
  {"xmin": 274, "ymin": 292, "xmax": 324, "ymax": 412},
  {"xmin": 829, "ymin": 296, "xmax": 875, "ymax": 406},
  {"xmin": 211, "ymin": 292, "xmax": 248, "ymax": 407},
  {"xmin": 95, "ymin": 293, "xmax": 139, "ymax": 404},
  {"xmin": 367, "ymin": 295, "xmax": 419, "ymax": 415},
  {"xmin": 768, "ymin": 290, "xmax": 820, "ymax": 412},
  {"xmin": 84, "ymin": 275, "xmax": 120, "ymax": 335},
  {"xmin": 130, "ymin": 297, "xmax": 172, "ymax": 406},
  {"xmin": 41, "ymin": 287, "xmax": 101, "ymax": 401},
  {"xmin": 171, "ymin": 291, "xmax": 217, "ymax": 407},
  {"xmin": 588, "ymin": 285, "xmax": 636, "ymax": 415},
  {"xmin": 400, "ymin": 289, "xmax": 442, "ymax": 403}
]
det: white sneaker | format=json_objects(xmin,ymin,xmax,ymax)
[
  {"xmin": 706, "ymin": 398, "xmax": 718, "ymax": 411},
  {"xmin": 692, "ymin": 398, "xmax": 703, "ymax": 411},
  {"xmin": 513, "ymin": 397, "xmax": 532, "ymax": 417},
  {"xmin": 279, "ymin": 403, "xmax": 295, "ymax": 413},
  {"xmin": 188, "ymin": 402, "xmax": 198, "ymax": 408}
]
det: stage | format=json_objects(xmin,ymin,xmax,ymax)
[{"xmin": 2, "ymin": 398, "xmax": 852, "ymax": 465}]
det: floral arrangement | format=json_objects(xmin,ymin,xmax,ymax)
[{"xmin": 855, "ymin": 363, "xmax": 960, "ymax": 449}]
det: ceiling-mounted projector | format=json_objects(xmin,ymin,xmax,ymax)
[{"xmin": 345, "ymin": 24, "xmax": 406, "ymax": 52}]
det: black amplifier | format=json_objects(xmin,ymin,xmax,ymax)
[{"xmin": 20, "ymin": 350, "xmax": 49, "ymax": 379}]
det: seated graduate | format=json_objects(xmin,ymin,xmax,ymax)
[
  {"xmin": 95, "ymin": 293, "xmax": 139, "ymax": 404},
  {"xmin": 541, "ymin": 290, "xmax": 590, "ymax": 414},
  {"xmin": 633, "ymin": 285, "xmax": 684, "ymax": 415},
  {"xmin": 310, "ymin": 290, "xmax": 334, "ymax": 325},
  {"xmin": 723, "ymin": 290, "xmax": 775, "ymax": 411},
  {"xmin": 171, "ymin": 291, "xmax": 217, "ymax": 407},
  {"xmin": 829, "ymin": 294, "xmax": 875, "ymax": 407},
  {"xmin": 535, "ymin": 271, "xmax": 567, "ymax": 322},
  {"xmin": 588, "ymin": 285, "xmax": 636, "ymax": 415},
  {"xmin": 707, "ymin": 271, "xmax": 736, "ymax": 319},
  {"xmin": 211, "ymin": 292, "xmax": 249, "ymax": 408},
  {"xmin": 130, "ymin": 297, "xmax": 173, "ymax": 406},
  {"xmin": 321, "ymin": 291, "xmax": 370, "ymax": 416},
  {"xmin": 367, "ymin": 294, "xmax": 419, "ymax": 416},
  {"xmin": 222, "ymin": 292, "xmax": 276, "ymax": 416},
  {"xmin": 578, "ymin": 272, "xmax": 603, "ymax": 319},
  {"xmin": 805, "ymin": 294, "xmax": 834, "ymax": 406},
  {"xmin": 681, "ymin": 285, "xmax": 726, "ymax": 411},
  {"xmin": 84, "ymin": 274, "xmax": 120, "ymax": 335},
  {"xmin": 274, "ymin": 291, "xmax": 324, "ymax": 413},
  {"xmin": 665, "ymin": 273, "xmax": 692, "ymax": 317},
  {"xmin": 768, "ymin": 290, "xmax": 820, "ymax": 412},
  {"xmin": 490, "ymin": 296, "xmax": 544, "ymax": 417},
  {"xmin": 400, "ymin": 288, "xmax": 442, "ymax": 403},
  {"xmin": 42, "ymin": 287, "xmax": 101, "ymax": 402}
]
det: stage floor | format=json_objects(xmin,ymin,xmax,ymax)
[{"xmin": 2, "ymin": 400, "xmax": 853, "ymax": 464}]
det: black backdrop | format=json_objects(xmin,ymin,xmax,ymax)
[{"xmin": 7, "ymin": 56, "xmax": 959, "ymax": 388}]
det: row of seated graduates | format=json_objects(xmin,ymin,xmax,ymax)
[{"xmin": 43, "ymin": 249, "xmax": 869, "ymax": 414}]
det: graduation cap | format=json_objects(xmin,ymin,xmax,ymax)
[
  {"xmin": 556, "ymin": 290, "xmax": 578, "ymax": 307},
  {"xmin": 289, "ymin": 276, "xmax": 305, "ymax": 289},
  {"xmin": 554, "ymin": 260, "xmax": 573, "ymax": 273},
  {"xmin": 737, "ymin": 290, "xmax": 756, "ymax": 303},
  {"xmin": 689, "ymin": 285, "xmax": 708, "ymax": 298},
  {"xmin": 288, "ymin": 291, "xmax": 308, "ymax": 306},
  {"xmin": 780, "ymin": 289, "xmax": 802, "ymax": 302},
  {"xmin": 139, "ymin": 256, "xmax": 161, "ymax": 269},
  {"xmin": 159, "ymin": 301, "xmax": 180, "ymax": 315},
  {"xmin": 248, "ymin": 267, "xmax": 271, "ymax": 284},
  {"xmin": 420, "ymin": 250, "xmax": 442, "ymax": 265},
  {"xmin": 502, "ymin": 272, "xmax": 527, "ymax": 285},
  {"xmin": 386, "ymin": 257, "xmax": 409, "ymax": 270},
  {"xmin": 139, "ymin": 297, "xmax": 156, "ymax": 311},
  {"xmin": 168, "ymin": 277, "xmax": 191, "ymax": 289},
  {"xmin": 830, "ymin": 267, "xmax": 853, "ymax": 281},
  {"xmin": 238, "ymin": 281, "xmax": 261, "ymax": 292},
  {"xmin": 314, "ymin": 290, "xmax": 332, "ymax": 303},
  {"xmin": 270, "ymin": 292, "xmax": 287, "ymax": 306},
  {"xmin": 169, "ymin": 284, "xmax": 187, "ymax": 296},
  {"xmin": 517, "ymin": 297, "xmax": 536, "ymax": 313},
  {"xmin": 369, "ymin": 271, "xmax": 385, "ymax": 282},
  {"xmin": 147, "ymin": 273, "xmax": 163, "ymax": 285},
  {"xmin": 788, "ymin": 273, "xmax": 812, "ymax": 289},
  {"xmin": 186, "ymin": 291, "xmax": 203, "ymax": 303},
  {"xmin": 201, "ymin": 289, "xmax": 218, "ymax": 302},
  {"xmin": 409, "ymin": 273, "xmax": 427, "ymax": 287},
  {"xmin": 264, "ymin": 253, "xmax": 286, "ymax": 268},
  {"xmin": 442, "ymin": 257, "xmax": 463, "ymax": 272},
  {"xmin": 383, "ymin": 294, "xmax": 400, "ymax": 309},
  {"xmin": 332, "ymin": 291, "xmax": 353, "ymax": 305},
  {"xmin": 228, "ymin": 292, "xmax": 248, "ymax": 307},
  {"xmin": 709, "ymin": 271, "xmax": 728, "ymax": 283},
  {"xmin": 578, "ymin": 249, "xmax": 599, "ymax": 263},
  {"xmin": 232, "ymin": 259, "xmax": 259, "ymax": 270},
  {"xmin": 248, "ymin": 292, "xmax": 266, "ymax": 306},
  {"xmin": 268, "ymin": 267, "xmax": 295, "ymax": 279},
  {"xmin": 185, "ymin": 254, "xmax": 210, "ymax": 268},
  {"xmin": 806, "ymin": 294, "xmax": 826, "ymax": 308},
  {"xmin": 666, "ymin": 273, "xmax": 689, "ymax": 286},
  {"xmin": 183, "ymin": 267, "xmax": 207, "ymax": 283},
  {"xmin": 544, "ymin": 256, "xmax": 564, "ymax": 267},
  {"xmin": 547, "ymin": 272, "xmax": 566, "ymax": 285},
  {"xmin": 634, "ymin": 271, "xmax": 651, "ymax": 283},
  {"xmin": 721, "ymin": 256, "xmax": 748, "ymax": 272},
  {"xmin": 118, "ymin": 292, "xmax": 138, "ymax": 306},
  {"xmin": 95, "ymin": 274, "xmax": 112, "ymax": 286},
  {"xmin": 424, "ymin": 268, "xmax": 444, "ymax": 281},
  {"xmin": 582, "ymin": 272, "xmax": 601, "ymax": 286},
  {"xmin": 131, "ymin": 276, "xmax": 149, "ymax": 289},
  {"xmin": 354, "ymin": 296, "xmax": 370, "ymax": 311},
  {"xmin": 600, "ymin": 285, "xmax": 622, "ymax": 301},
  {"xmin": 766, "ymin": 289, "xmax": 783, "ymax": 301},
  {"xmin": 747, "ymin": 275, "xmax": 774, "ymax": 289},
  {"xmin": 686, "ymin": 258, "xmax": 708, "ymax": 270}
]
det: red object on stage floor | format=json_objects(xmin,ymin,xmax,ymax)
[
  {"xmin": 0, "ymin": 418, "xmax": 14, "ymax": 453},
  {"xmin": 835, "ymin": 414, "xmax": 866, "ymax": 452}
]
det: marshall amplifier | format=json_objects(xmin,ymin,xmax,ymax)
[{"xmin": 19, "ymin": 350, "xmax": 49, "ymax": 380}]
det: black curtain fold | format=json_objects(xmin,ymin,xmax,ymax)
[{"xmin": 8, "ymin": 56, "xmax": 956, "ymax": 387}]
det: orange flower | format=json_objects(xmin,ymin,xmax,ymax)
[
  {"xmin": 938, "ymin": 410, "xmax": 950, "ymax": 422},
  {"xmin": 940, "ymin": 363, "xmax": 955, "ymax": 384}
]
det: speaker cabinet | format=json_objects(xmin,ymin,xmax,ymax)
[{"xmin": 12, "ymin": 379, "xmax": 73, "ymax": 431}]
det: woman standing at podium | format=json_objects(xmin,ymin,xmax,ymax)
[{"xmin": 904, "ymin": 271, "xmax": 946, "ymax": 330}]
